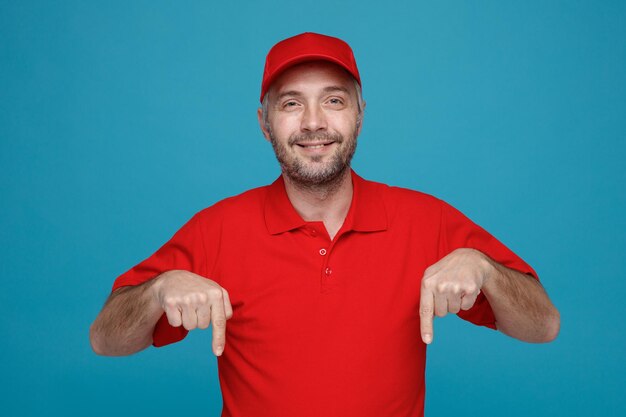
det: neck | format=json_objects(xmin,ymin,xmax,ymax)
[{"xmin": 282, "ymin": 168, "xmax": 353, "ymax": 240}]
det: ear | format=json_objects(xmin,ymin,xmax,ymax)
[
  {"xmin": 356, "ymin": 100, "xmax": 366, "ymax": 136},
  {"xmin": 257, "ymin": 107, "xmax": 271, "ymax": 142}
]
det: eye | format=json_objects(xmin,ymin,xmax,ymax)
[
  {"xmin": 283, "ymin": 100, "xmax": 299, "ymax": 108},
  {"xmin": 325, "ymin": 97, "xmax": 346, "ymax": 108}
]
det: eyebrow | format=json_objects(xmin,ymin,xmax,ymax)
[
  {"xmin": 322, "ymin": 86, "xmax": 350, "ymax": 94},
  {"xmin": 275, "ymin": 90, "xmax": 303, "ymax": 101},
  {"xmin": 275, "ymin": 85, "xmax": 351, "ymax": 101}
]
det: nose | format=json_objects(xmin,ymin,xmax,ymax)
[{"xmin": 300, "ymin": 104, "xmax": 327, "ymax": 132}]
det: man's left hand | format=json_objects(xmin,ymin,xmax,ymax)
[{"xmin": 419, "ymin": 248, "xmax": 492, "ymax": 344}]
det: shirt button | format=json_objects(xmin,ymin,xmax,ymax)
[
  {"xmin": 319, "ymin": 248, "xmax": 327, "ymax": 256},
  {"xmin": 310, "ymin": 229, "xmax": 317, "ymax": 236},
  {"xmin": 325, "ymin": 267, "xmax": 332, "ymax": 276}
]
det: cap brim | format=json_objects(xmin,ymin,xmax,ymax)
[{"xmin": 261, "ymin": 53, "xmax": 358, "ymax": 102}]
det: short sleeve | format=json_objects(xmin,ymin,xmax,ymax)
[
  {"xmin": 111, "ymin": 212, "xmax": 212, "ymax": 347},
  {"xmin": 437, "ymin": 199, "xmax": 539, "ymax": 330}
]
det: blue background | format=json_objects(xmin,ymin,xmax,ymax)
[{"xmin": 1, "ymin": 1, "xmax": 624, "ymax": 416}]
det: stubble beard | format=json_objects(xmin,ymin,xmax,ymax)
[{"xmin": 269, "ymin": 129, "xmax": 358, "ymax": 191}]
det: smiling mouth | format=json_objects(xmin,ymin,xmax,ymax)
[{"xmin": 296, "ymin": 141, "xmax": 336, "ymax": 149}]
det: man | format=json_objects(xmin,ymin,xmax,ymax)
[{"xmin": 90, "ymin": 32, "xmax": 559, "ymax": 417}]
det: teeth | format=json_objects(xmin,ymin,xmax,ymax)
[{"xmin": 299, "ymin": 143, "xmax": 332, "ymax": 149}]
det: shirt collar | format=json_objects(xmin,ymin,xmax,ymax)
[{"xmin": 264, "ymin": 169, "xmax": 388, "ymax": 235}]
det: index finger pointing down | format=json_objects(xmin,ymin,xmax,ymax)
[
  {"xmin": 419, "ymin": 287, "xmax": 435, "ymax": 344},
  {"xmin": 211, "ymin": 300, "xmax": 227, "ymax": 356}
]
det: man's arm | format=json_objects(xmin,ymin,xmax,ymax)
[
  {"xmin": 419, "ymin": 248, "xmax": 560, "ymax": 344},
  {"xmin": 480, "ymin": 256, "xmax": 560, "ymax": 342},
  {"xmin": 89, "ymin": 278, "xmax": 163, "ymax": 356},
  {"xmin": 90, "ymin": 270, "xmax": 233, "ymax": 356}
]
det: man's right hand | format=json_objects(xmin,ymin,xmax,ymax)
[{"xmin": 152, "ymin": 270, "xmax": 233, "ymax": 356}]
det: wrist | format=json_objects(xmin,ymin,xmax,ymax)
[
  {"xmin": 474, "ymin": 250, "xmax": 499, "ymax": 293},
  {"xmin": 148, "ymin": 271, "xmax": 172, "ymax": 303}
]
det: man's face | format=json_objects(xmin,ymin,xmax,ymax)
[{"xmin": 258, "ymin": 61, "xmax": 363, "ymax": 187}]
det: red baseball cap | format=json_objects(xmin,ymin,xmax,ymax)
[{"xmin": 260, "ymin": 32, "xmax": 361, "ymax": 103}]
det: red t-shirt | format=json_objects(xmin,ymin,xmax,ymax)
[{"xmin": 113, "ymin": 170, "xmax": 538, "ymax": 417}]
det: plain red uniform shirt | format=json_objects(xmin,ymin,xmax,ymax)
[{"xmin": 112, "ymin": 170, "xmax": 538, "ymax": 417}]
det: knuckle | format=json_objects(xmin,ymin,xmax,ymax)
[
  {"xmin": 213, "ymin": 318, "xmax": 226, "ymax": 328},
  {"xmin": 208, "ymin": 288, "xmax": 224, "ymax": 300},
  {"xmin": 436, "ymin": 282, "xmax": 448, "ymax": 293},
  {"xmin": 419, "ymin": 306, "xmax": 434, "ymax": 316},
  {"xmin": 163, "ymin": 297, "xmax": 178, "ymax": 309},
  {"xmin": 422, "ymin": 277, "xmax": 435, "ymax": 289}
]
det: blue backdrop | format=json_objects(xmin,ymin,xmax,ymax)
[{"xmin": 1, "ymin": 1, "xmax": 624, "ymax": 416}]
